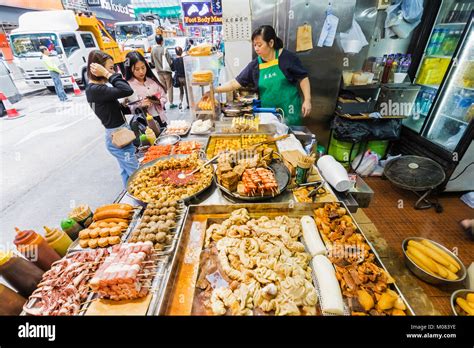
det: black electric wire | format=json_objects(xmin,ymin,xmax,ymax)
[{"xmin": 448, "ymin": 162, "xmax": 474, "ymax": 181}]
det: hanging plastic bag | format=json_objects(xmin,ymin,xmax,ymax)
[
  {"xmin": 296, "ymin": 24, "xmax": 313, "ymax": 52},
  {"xmin": 351, "ymin": 150, "xmax": 379, "ymax": 177},
  {"xmin": 402, "ymin": 0, "xmax": 424, "ymax": 23},
  {"xmin": 340, "ymin": 18, "xmax": 368, "ymax": 54},
  {"xmin": 317, "ymin": 13, "xmax": 339, "ymax": 47}
]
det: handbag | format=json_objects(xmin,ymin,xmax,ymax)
[{"xmin": 111, "ymin": 111, "xmax": 137, "ymax": 148}]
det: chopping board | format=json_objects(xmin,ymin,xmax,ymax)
[{"xmin": 85, "ymin": 294, "xmax": 152, "ymax": 316}]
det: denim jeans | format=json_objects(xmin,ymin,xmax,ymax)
[
  {"xmin": 105, "ymin": 125, "xmax": 139, "ymax": 188},
  {"xmin": 49, "ymin": 71, "xmax": 68, "ymax": 101}
]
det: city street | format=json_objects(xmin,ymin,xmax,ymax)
[{"xmin": 0, "ymin": 88, "xmax": 190, "ymax": 249}]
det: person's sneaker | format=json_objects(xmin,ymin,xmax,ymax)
[
  {"xmin": 169, "ymin": 104, "xmax": 177, "ymax": 109},
  {"xmin": 179, "ymin": 103, "xmax": 183, "ymax": 109}
]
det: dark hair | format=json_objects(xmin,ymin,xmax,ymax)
[
  {"xmin": 87, "ymin": 50, "xmax": 114, "ymax": 82},
  {"xmin": 175, "ymin": 46, "xmax": 183, "ymax": 56},
  {"xmin": 251, "ymin": 25, "xmax": 283, "ymax": 50},
  {"xmin": 124, "ymin": 51, "xmax": 165, "ymax": 90},
  {"xmin": 188, "ymin": 39, "xmax": 194, "ymax": 45},
  {"xmin": 155, "ymin": 35, "xmax": 163, "ymax": 45}
]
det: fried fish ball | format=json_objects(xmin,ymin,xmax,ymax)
[
  {"xmin": 89, "ymin": 228, "xmax": 100, "ymax": 239},
  {"xmin": 147, "ymin": 203, "xmax": 155, "ymax": 209},
  {"xmin": 108, "ymin": 236, "xmax": 121, "ymax": 245},
  {"xmin": 109, "ymin": 226, "xmax": 122, "ymax": 236},
  {"xmin": 155, "ymin": 232, "xmax": 167, "ymax": 243},
  {"xmin": 166, "ymin": 220, "xmax": 176, "ymax": 228},
  {"xmin": 152, "ymin": 209, "xmax": 161, "ymax": 216},
  {"xmin": 79, "ymin": 229, "xmax": 90, "ymax": 240},
  {"xmin": 131, "ymin": 230, "xmax": 140, "ymax": 237},
  {"xmin": 167, "ymin": 206, "xmax": 177, "ymax": 213},
  {"xmin": 145, "ymin": 234, "xmax": 156, "ymax": 242},
  {"xmin": 79, "ymin": 239, "xmax": 90, "ymax": 248},
  {"xmin": 98, "ymin": 238, "xmax": 109, "ymax": 248},
  {"xmin": 158, "ymin": 215, "xmax": 167, "ymax": 221},
  {"xmin": 129, "ymin": 236, "xmax": 138, "ymax": 243},
  {"xmin": 160, "ymin": 208, "xmax": 168, "ymax": 215},
  {"xmin": 154, "ymin": 243, "xmax": 164, "ymax": 251},
  {"xmin": 166, "ymin": 212, "xmax": 176, "ymax": 220},
  {"xmin": 142, "ymin": 216, "xmax": 151, "ymax": 223},
  {"xmin": 151, "ymin": 216, "xmax": 160, "ymax": 222},
  {"xmin": 141, "ymin": 228, "xmax": 151, "ymax": 235},
  {"xmin": 138, "ymin": 235, "xmax": 146, "ymax": 242},
  {"xmin": 88, "ymin": 239, "xmax": 98, "ymax": 249},
  {"xmin": 166, "ymin": 235, "xmax": 174, "ymax": 244},
  {"xmin": 138, "ymin": 222, "xmax": 148, "ymax": 229},
  {"xmin": 159, "ymin": 225, "xmax": 169, "ymax": 232}
]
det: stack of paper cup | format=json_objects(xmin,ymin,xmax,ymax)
[{"xmin": 317, "ymin": 155, "xmax": 351, "ymax": 192}]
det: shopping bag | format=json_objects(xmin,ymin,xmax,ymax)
[
  {"xmin": 296, "ymin": 24, "xmax": 313, "ymax": 52},
  {"xmin": 351, "ymin": 150, "xmax": 379, "ymax": 177},
  {"xmin": 401, "ymin": 0, "xmax": 423, "ymax": 23},
  {"xmin": 317, "ymin": 14, "xmax": 339, "ymax": 47},
  {"xmin": 340, "ymin": 18, "xmax": 368, "ymax": 54}
]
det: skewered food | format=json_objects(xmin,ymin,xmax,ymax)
[
  {"xmin": 142, "ymin": 145, "xmax": 172, "ymax": 164},
  {"xmin": 196, "ymin": 208, "xmax": 318, "ymax": 316},
  {"xmin": 78, "ymin": 204, "xmax": 135, "ymax": 249},
  {"xmin": 198, "ymin": 95, "xmax": 218, "ymax": 110},
  {"xmin": 89, "ymin": 242, "xmax": 154, "ymax": 301},
  {"xmin": 172, "ymin": 141, "xmax": 201, "ymax": 155},
  {"xmin": 23, "ymin": 249, "xmax": 108, "ymax": 316},
  {"xmin": 206, "ymin": 135, "xmax": 275, "ymax": 158},
  {"xmin": 313, "ymin": 203, "xmax": 407, "ymax": 316},
  {"xmin": 216, "ymin": 150, "xmax": 278, "ymax": 197},
  {"xmin": 128, "ymin": 153, "xmax": 213, "ymax": 203},
  {"xmin": 128, "ymin": 201, "xmax": 181, "ymax": 251},
  {"xmin": 222, "ymin": 116, "xmax": 260, "ymax": 133}
]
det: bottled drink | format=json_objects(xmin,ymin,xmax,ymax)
[
  {"xmin": 374, "ymin": 57, "xmax": 384, "ymax": 82},
  {"xmin": 440, "ymin": 30, "xmax": 455, "ymax": 55},
  {"xmin": 389, "ymin": 61, "xmax": 398, "ymax": 83},
  {"xmin": 382, "ymin": 55, "xmax": 393, "ymax": 83},
  {"xmin": 445, "ymin": 3, "xmax": 459, "ymax": 23},
  {"xmin": 455, "ymin": 3, "xmax": 466, "ymax": 23}
]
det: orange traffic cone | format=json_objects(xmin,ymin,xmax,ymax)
[
  {"xmin": 0, "ymin": 92, "xmax": 24, "ymax": 120},
  {"xmin": 71, "ymin": 76, "xmax": 82, "ymax": 97}
]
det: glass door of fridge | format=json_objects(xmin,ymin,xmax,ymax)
[
  {"xmin": 403, "ymin": 0, "xmax": 472, "ymax": 133},
  {"xmin": 422, "ymin": 14, "xmax": 473, "ymax": 152}
]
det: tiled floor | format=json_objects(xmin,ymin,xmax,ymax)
[{"xmin": 360, "ymin": 177, "xmax": 473, "ymax": 315}]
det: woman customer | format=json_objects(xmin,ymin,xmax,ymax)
[
  {"xmin": 124, "ymin": 51, "xmax": 168, "ymax": 128},
  {"xmin": 171, "ymin": 47, "xmax": 189, "ymax": 109},
  {"xmin": 210, "ymin": 25, "xmax": 311, "ymax": 126},
  {"xmin": 85, "ymin": 50, "xmax": 139, "ymax": 187}
]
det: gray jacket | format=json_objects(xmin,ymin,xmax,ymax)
[{"xmin": 151, "ymin": 45, "xmax": 171, "ymax": 73}]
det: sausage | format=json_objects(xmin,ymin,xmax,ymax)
[
  {"xmin": 92, "ymin": 218, "xmax": 130, "ymax": 224},
  {"xmin": 94, "ymin": 204, "xmax": 134, "ymax": 214},
  {"xmin": 93, "ymin": 209, "xmax": 133, "ymax": 222}
]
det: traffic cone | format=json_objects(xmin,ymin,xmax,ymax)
[
  {"xmin": 70, "ymin": 76, "xmax": 82, "ymax": 97},
  {"xmin": 0, "ymin": 92, "xmax": 24, "ymax": 120}
]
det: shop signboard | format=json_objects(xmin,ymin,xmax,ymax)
[
  {"xmin": 0, "ymin": 0, "xmax": 64, "ymax": 9},
  {"xmin": 181, "ymin": 0, "xmax": 223, "ymax": 26},
  {"xmin": 84, "ymin": 0, "xmax": 135, "ymax": 21}
]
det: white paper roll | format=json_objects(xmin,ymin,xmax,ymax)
[
  {"xmin": 301, "ymin": 216, "xmax": 326, "ymax": 257},
  {"xmin": 311, "ymin": 255, "xmax": 344, "ymax": 315},
  {"xmin": 317, "ymin": 155, "xmax": 351, "ymax": 192}
]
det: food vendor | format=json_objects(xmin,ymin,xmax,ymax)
[{"xmin": 213, "ymin": 25, "xmax": 312, "ymax": 126}]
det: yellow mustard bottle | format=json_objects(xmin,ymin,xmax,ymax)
[
  {"xmin": 43, "ymin": 226, "xmax": 72, "ymax": 257},
  {"xmin": 145, "ymin": 127, "xmax": 157, "ymax": 146}
]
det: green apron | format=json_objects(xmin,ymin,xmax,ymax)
[{"xmin": 258, "ymin": 49, "xmax": 303, "ymax": 126}]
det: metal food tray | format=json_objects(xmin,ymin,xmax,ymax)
[
  {"xmin": 163, "ymin": 126, "xmax": 191, "ymax": 137},
  {"xmin": 215, "ymin": 160, "xmax": 291, "ymax": 203},
  {"xmin": 155, "ymin": 203, "xmax": 415, "ymax": 316},
  {"xmin": 214, "ymin": 122, "xmax": 277, "ymax": 135},
  {"xmin": 67, "ymin": 207, "xmax": 142, "ymax": 253},
  {"xmin": 204, "ymin": 133, "xmax": 277, "ymax": 158},
  {"xmin": 76, "ymin": 253, "xmax": 171, "ymax": 316},
  {"xmin": 125, "ymin": 201, "xmax": 187, "ymax": 256},
  {"xmin": 126, "ymin": 153, "xmax": 214, "ymax": 204}
]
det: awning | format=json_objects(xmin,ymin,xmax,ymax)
[{"xmin": 134, "ymin": 6, "xmax": 182, "ymax": 18}]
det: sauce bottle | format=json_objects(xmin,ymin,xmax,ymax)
[
  {"xmin": 43, "ymin": 226, "xmax": 72, "ymax": 257},
  {"xmin": 0, "ymin": 284, "xmax": 26, "ymax": 315},
  {"xmin": 13, "ymin": 228, "xmax": 61, "ymax": 271},
  {"xmin": 60, "ymin": 218, "xmax": 82, "ymax": 241},
  {"xmin": 146, "ymin": 113, "xmax": 161, "ymax": 137},
  {"xmin": 145, "ymin": 127, "xmax": 157, "ymax": 146},
  {"xmin": 0, "ymin": 251, "xmax": 44, "ymax": 297}
]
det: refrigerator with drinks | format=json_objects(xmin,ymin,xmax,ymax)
[{"xmin": 398, "ymin": 9, "xmax": 474, "ymax": 191}]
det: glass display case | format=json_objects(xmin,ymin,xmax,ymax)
[
  {"xmin": 403, "ymin": 0, "xmax": 472, "ymax": 133},
  {"xmin": 423, "ymin": 13, "xmax": 473, "ymax": 151}
]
